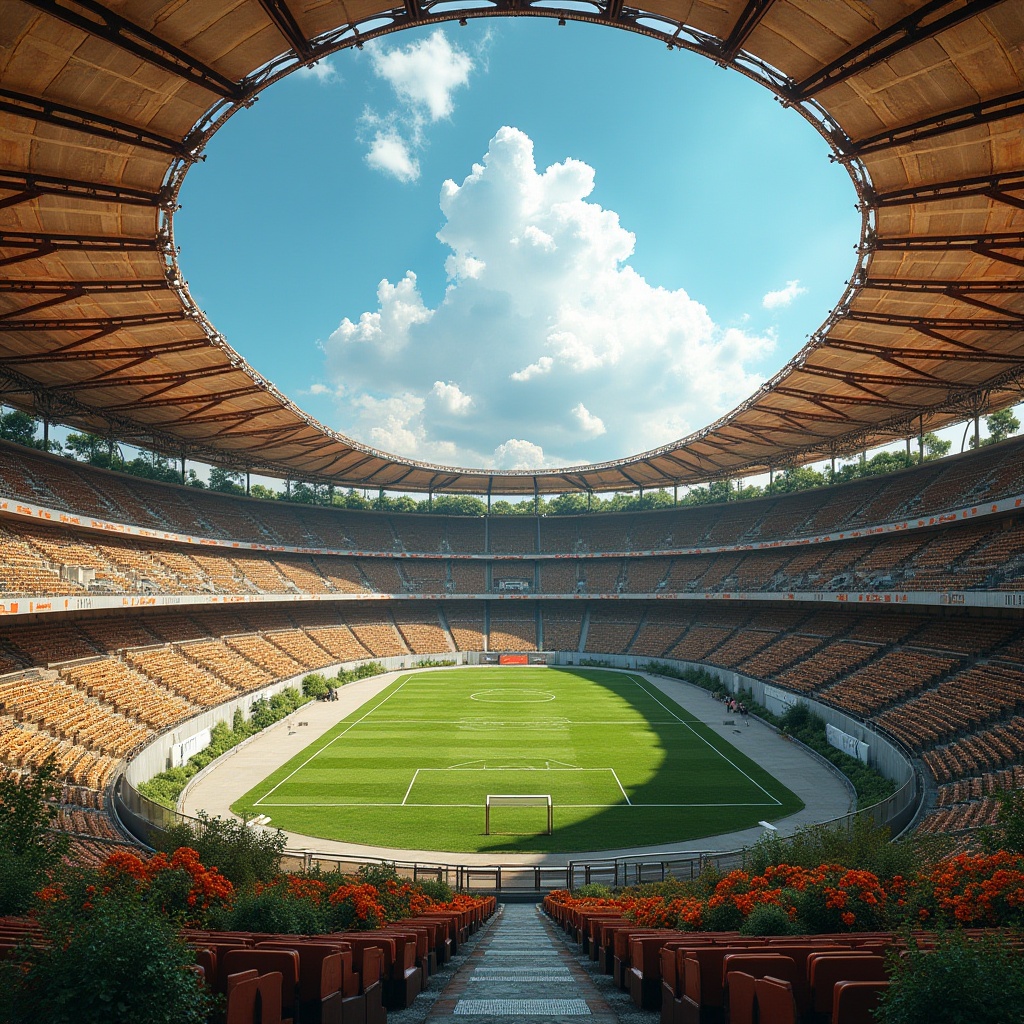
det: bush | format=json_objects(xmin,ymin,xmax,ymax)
[
  {"xmin": 739, "ymin": 904, "xmax": 794, "ymax": 936},
  {"xmin": 0, "ymin": 757, "xmax": 69, "ymax": 915},
  {"xmin": 155, "ymin": 811, "xmax": 285, "ymax": 889},
  {"xmin": 0, "ymin": 886, "xmax": 217, "ymax": 1024},
  {"xmin": 302, "ymin": 673, "xmax": 330, "ymax": 699},
  {"xmin": 876, "ymin": 931, "xmax": 1024, "ymax": 1024}
]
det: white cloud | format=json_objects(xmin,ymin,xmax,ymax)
[
  {"xmin": 365, "ymin": 131, "xmax": 420, "ymax": 183},
  {"xmin": 571, "ymin": 402, "xmax": 606, "ymax": 437},
  {"xmin": 431, "ymin": 380, "xmax": 473, "ymax": 415},
  {"xmin": 360, "ymin": 30, "xmax": 475, "ymax": 181},
  {"xmin": 294, "ymin": 59, "xmax": 338, "ymax": 84},
  {"xmin": 367, "ymin": 30, "xmax": 473, "ymax": 122},
  {"xmin": 493, "ymin": 439, "xmax": 548, "ymax": 470},
  {"xmin": 762, "ymin": 279, "xmax": 807, "ymax": 310},
  {"xmin": 510, "ymin": 356, "xmax": 553, "ymax": 382},
  {"xmin": 323, "ymin": 126, "xmax": 773, "ymax": 468}
]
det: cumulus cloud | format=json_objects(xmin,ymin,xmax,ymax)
[
  {"xmin": 510, "ymin": 356, "xmax": 553, "ymax": 382},
  {"xmin": 431, "ymin": 380, "xmax": 473, "ymax": 415},
  {"xmin": 571, "ymin": 402, "xmax": 606, "ymax": 437},
  {"xmin": 762, "ymin": 279, "xmax": 807, "ymax": 310},
  {"xmin": 365, "ymin": 131, "xmax": 420, "ymax": 183},
  {"xmin": 493, "ymin": 439, "xmax": 548, "ymax": 470},
  {"xmin": 360, "ymin": 30, "xmax": 475, "ymax": 181},
  {"xmin": 323, "ymin": 126, "xmax": 774, "ymax": 468},
  {"xmin": 368, "ymin": 31, "xmax": 473, "ymax": 122}
]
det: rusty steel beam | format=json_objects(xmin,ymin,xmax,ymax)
[
  {"xmin": 789, "ymin": 0, "xmax": 1005, "ymax": 101},
  {"xmin": 866, "ymin": 230, "xmax": 1024, "ymax": 252},
  {"xmin": 0, "ymin": 292, "xmax": 86, "ymax": 320},
  {"xmin": 0, "ymin": 231, "xmax": 159, "ymax": 252},
  {"xmin": 800, "ymin": 363, "xmax": 966, "ymax": 390},
  {"xmin": 0, "ymin": 338, "xmax": 210, "ymax": 365},
  {"xmin": 719, "ymin": 0, "xmax": 777, "ymax": 60},
  {"xmin": 23, "ymin": 0, "xmax": 243, "ymax": 100},
  {"xmin": 42, "ymin": 361, "xmax": 205, "ymax": 392},
  {"xmin": 844, "ymin": 88, "xmax": 1024, "ymax": 159},
  {"xmin": 0, "ymin": 88, "xmax": 188, "ymax": 157},
  {"xmin": 861, "ymin": 278, "xmax": 1024, "ymax": 293},
  {"xmin": 0, "ymin": 169, "xmax": 161, "ymax": 207},
  {"xmin": 0, "ymin": 278, "xmax": 168, "ymax": 293},
  {"xmin": 104, "ymin": 383, "xmax": 263, "ymax": 412},
  {"xmin": 257, "ymin": 0, "xmax": 314, "ymax": 58},
  {"xmin": 873, "ymin": 169, "xmax": 1024, "ymax": 206},
  {"xmin": 824, "ymin": 338, "xmax": 1024, "ymax": 363},
  {"xmin": 773, "ymin": 386, "xmax": 919, "ymax": 410},
  {"xmin": 840, "ymin": 309, "xmax": 1024, "ymax": 330},
  {"xmin": 0, "ymin": 311, "xmax": 188, "ymax": 331}
]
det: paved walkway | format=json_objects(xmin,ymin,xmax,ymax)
[
  {"xmin": 424, "ymin": 904, "xmax": 621, "ymax": 1023},
  {"xmin": 180, "ymin": 667, "xmax": 854, "ymax": 865}
]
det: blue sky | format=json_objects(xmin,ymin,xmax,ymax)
[{"xmin": 175, "ymin": 20, "xmax": 864, "ymax": 471}]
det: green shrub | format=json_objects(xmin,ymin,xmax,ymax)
[
  {"xmin": 876, "ymin": 931, "xmax": 1024, "ymax": 1024},
  {"xmin": 302, "ymin": 673, "xmax": 330, "ymax": 699},
  {"xmin": 0, "ymin": 886, "xmax": 216, "ymax": 1024},
  {"xmin": 0, "ymin": 757, "xmax": 69, "ymax": 915},
  {"xmin": 739, "ymin": 904, "xmax": 794, "ymax": 936},
  {"xmin": 155, "ymin": 811, "xmax": 285, "ymax": 888},
  {"xmin": 209, "ymin": 884, "xmax": 328, "ymax": 935},
  {"xmin": 572, "ymin": 883, "xmax": 614, "ymax": 899}
]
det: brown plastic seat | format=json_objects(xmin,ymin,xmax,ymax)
[
  {"xmin": 221, "ymin": 948, "xmax": 300, "ymax": 1023},
  {"xmin": 726, "ymin": 970, "xmax": 757, "ymax": 1024},
  {"xmin": 225, "ymin": 970, "xmax": 260, "ymax": 1024},
  {"xmin": 754, "ymin": 976, "xmax": 798, "ymax": 1024},
  {"xmin": 832, "ymin": 980, "xmax": 890, "ymax": 1024},
  {"xmin": 809, "ymin": 955, "xmax": 887, "ymax": 1018}
]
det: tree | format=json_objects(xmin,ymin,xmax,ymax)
[
  {"xmin": 0, "ymin": 410, "xmax": 41, "ymax": 449},
  {"xmin": 984, "ymin": 407, "xmax": 1020, "ymax": 445},
  {"xmin": 64, "ymin": 431, "xmax": 113, "ymax": 467},
  {"xmin": 208, "ymin": 466, "xmax": 245, "ymax": 495},
  {"xmin": 547, "ymin": 492, "xmax": 590, "ymax": 516},
  {"xmin": 249, "ymin": 483, "xmax": 277, "ymax": 499},
  {"xmin": 766, "ymin": 466, "xmax": 825, "ymax": 495},
  {"xmin": 923, "ymin": 432, "xmax": 951, "ymax": 459}
]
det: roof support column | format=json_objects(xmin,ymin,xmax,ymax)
[
  {"xmin": 246, "ymin": 470, "xmax": 251, "ymax": 497},
  {"xmin": 180, "ymin": 451, "xmax": 185, "ymax": 483},
  {"xmin": 918, "ymin": 415, "xmax": 924, "ymax": 464}
]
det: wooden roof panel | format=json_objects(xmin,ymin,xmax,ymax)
[{"xmin": 1, "ymin": 0, "xmax": 1022, "ymax": 493}]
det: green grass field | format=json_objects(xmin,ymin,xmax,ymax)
[{"xmin": 233, "ymin": 667, "xmax": 803, "ymax": 853}]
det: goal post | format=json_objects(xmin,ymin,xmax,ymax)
[{"xmin": 484, "ymin": 794, "xmax": 553, "ymax": 836}]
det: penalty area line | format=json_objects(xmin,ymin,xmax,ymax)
[{"xmin": 254, "ymin": 674, "xmax": 414, "ymax": 807}]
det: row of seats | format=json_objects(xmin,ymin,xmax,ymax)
[
  {"xmin": 4, "ymin": 509, "xmax": 1023, "ymax": 598},
  {"xmin": 3, "ymin": 434, "xmax": 1024, "ymax": 557}
]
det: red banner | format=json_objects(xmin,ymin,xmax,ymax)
[{"xmin": 498, "ymin": 654, "xmax": 529, "ymax": 665}]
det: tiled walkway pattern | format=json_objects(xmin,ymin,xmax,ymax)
[{"xmin": 426, "ymin": 904, "xmax": 621, "ymax": 1023}]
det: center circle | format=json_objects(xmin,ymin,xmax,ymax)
[{"xmin": 469, "ymin": 689, "xmax": 557, "ymax": 703}]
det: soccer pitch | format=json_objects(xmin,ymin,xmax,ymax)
[{"xmin": 233, "ymin": 667, "xmax": 803, "ymax": 853}]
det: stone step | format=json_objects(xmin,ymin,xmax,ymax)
[{"xmin": 424, "ymin": 903, "xmax": 633, "ymax": 1023}]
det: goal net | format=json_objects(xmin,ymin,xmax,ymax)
[{"xmin": 484, "ymin": 794, "xmax": 553, "ymax": 836}]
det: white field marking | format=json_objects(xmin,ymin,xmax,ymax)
[
  {"xmin": 402, "ymin": 769, "xmax": 421, "ymax": 806},
  {"xmin": 610, "ymin": 768, "xmax": 632, "ymax": 806},
  {"xmin": 447, "ymin": 758, "xmax": 581, "ymax": 769},
  {"xmin": 254, "ymin": 674, "xmax": 415, "ymax": 807},
  {"xmin": 251, "ymin": 800, "xmax": 778, "ymax": 808},
  {"xmin": 624, "ymin": 674, "xmax": 782, "ymax": 806}
]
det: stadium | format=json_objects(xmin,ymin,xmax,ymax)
[{"xmin": 1, "ymin": 2, "xmax": 1024, "ymax": 1021}]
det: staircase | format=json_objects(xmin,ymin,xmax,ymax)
[{"xmin": 425, "ymin": 903, "xmax": 626, "ymax": 1021}]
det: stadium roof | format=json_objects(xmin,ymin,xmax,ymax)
[{"xmin": 1, "ymin": 0, "xmax": 1023, "ymax": 496}]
